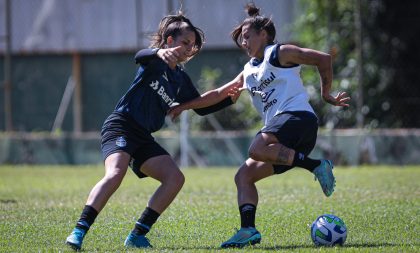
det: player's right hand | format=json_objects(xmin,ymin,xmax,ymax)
[
  {"xmin": 228, "ymin": 85, "xmax": 246, "ymax": 103},
  {"xmin": 157, "ymin": 46, "xmax": 182, "ymax": 66},
  {"xmin": 323, "ymin": 91, "xmax": 350, "ymax": 107}
]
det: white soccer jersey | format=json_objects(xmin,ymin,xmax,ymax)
[{"xmin": 243, "ymin": 44, "xmax": 315, "ymax": 126}]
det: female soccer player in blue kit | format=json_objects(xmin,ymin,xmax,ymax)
[
  {"xmin": 65, "ymin": 13, "xmax": 239, "ymax": 250},
  {"xmin": 168, "ymin": 3, "xmax": 350, "ymax": 248}
]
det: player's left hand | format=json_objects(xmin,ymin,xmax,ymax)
[
  {"xmin": 323, "ymin": 91, "xmax": 350, "ymax": 107},
  {"xmin": 228, "ymin": 85, "xmax": 246, "ymax": 103}
]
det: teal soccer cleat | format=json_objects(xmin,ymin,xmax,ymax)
[
  {"xmin": 313, "ymin": 159, "xmax": 336, "ymax": 197},
  {"xmin": 221, "ymin": 227, "xmax": 261, "ymax": 248},
  {"xmin": 66, "ymin": 227, "xmax": 86, "ymax": 251},
  {"xmin": 124, "ymin": 232, "xmax": 152, "ymax": 248}
]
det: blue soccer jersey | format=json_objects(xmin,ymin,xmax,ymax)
[{"xmin": 115, "ymin": 58, "xmax": 201, "ymax": 132}]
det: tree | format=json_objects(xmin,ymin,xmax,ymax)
[
  {"xmin": 363, "ymin": 0, "xmax": 420, "ymax": 127},
  {"xmin": 293, "ymin": 0, "xmax": 420, "ymax": 128}
]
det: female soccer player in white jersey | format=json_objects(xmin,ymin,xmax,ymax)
[
  {"xmin": 168, "ymin": 3, "xmax": 350, "ymax": 248},
  {"xmin": 65, "ymin": 13, "xmax": 239, "ymax": 251}
]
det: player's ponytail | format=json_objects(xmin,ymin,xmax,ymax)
[{"xmin": 246, "ymin": 3, "xmax": 260, "ymax": 17}]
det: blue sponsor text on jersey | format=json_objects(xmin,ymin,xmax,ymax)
[{"xmin": 251, "ymin": 71, "xmax": 276, "ymax": 96}]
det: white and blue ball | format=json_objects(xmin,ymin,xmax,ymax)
[{"xmin": 311, "ymin": 214, "xmax": 347, "ymax": 246}]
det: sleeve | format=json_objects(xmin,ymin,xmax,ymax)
[
  {"xmin": 134, "ymin": 48, "xmax": 159, "ymax": 65},
  {"xmin": 193, "ymin": 97, "xmax": 234, "ymax": 116},
  {"xmin": 177, "ymin": 72, "xmax": 234, "ymax": 116}
]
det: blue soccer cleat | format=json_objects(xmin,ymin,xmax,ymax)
[
  {"xmin": 66, "ymin": 227, "xmax": 86, "ymax": 251},
  {"xmin": 221, "ymin": 227, "xmax": 261, "ymax": 248},
  {"xmin": 124, "ymin": 232, "xmax": 152, "ymax": 248},
  {"xmin": 313, "ymin": 159, "xmax": 336, "ymax": 197}
]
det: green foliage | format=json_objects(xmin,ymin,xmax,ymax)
[
  {"xmin": 1, "ymin": 165, "xmax": 419, "ymax": 252},
  {"xmin": 293, "ymin": 0, "xmax": 420, "ymax": 128},
  {"xmin": 360, "ymin": 0, "xmax": 420, "ymax": 128},
  {"xmin": 292, "ymin": 0, "xmax": 358, "ymax": 128},
  {"xmin": 190, "ymin": 66, "xmax": 261, "ymax": 131}
]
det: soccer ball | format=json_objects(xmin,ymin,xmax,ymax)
[{"xmin": 310, "ymin": 214, "xmax": 347, "ymax": 246}]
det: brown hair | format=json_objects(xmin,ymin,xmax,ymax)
[
  {"xmin": 150, "ymin": 13, "xmax": 205, "ymax": 58},
  {"xmin": 231, "ymin": 3, "xmax": 276, "ymax": 48}
]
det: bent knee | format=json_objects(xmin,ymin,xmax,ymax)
[
  {"xmin": 248, "ymin": 146, "xmax": 266, "ymax": 161},
  {"xmin": 102, "ymin": 170, "xmax": 125, "ymax": 187},
  {"xmin": 173, "ymin": 171, "xmax": 185, "ymax": 187},
  {"xmin": 234, "ymin": 166, "xmax": 253, "ymax": 186},
  {"xmin": 234, "ymin": 171, "xmax": 242, "ymax": 185},
  {"xmin": 164, "ymin": 169, "xmax": 185, "ymax": 189}
]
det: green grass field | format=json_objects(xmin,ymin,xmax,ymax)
[{"xmin": 0, "ymin": 165, "xmax": 419, "ymax": 252}]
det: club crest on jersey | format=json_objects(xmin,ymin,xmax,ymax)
[
  {"xmin": 251, "ymin": 72, "xmax": 258, "ymax": 80},
  {"xmin": 116, "ymin": 136, "xmax": 127, "ymax": 147}
]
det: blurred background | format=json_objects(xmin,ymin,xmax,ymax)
[{"xmin": 0, "ymin": 0, "xmax": 419, "ymax": 166}]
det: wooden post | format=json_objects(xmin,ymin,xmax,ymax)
[
  {"xmin": 4, "ymin": 0, "xmax": 13, "ymax": 131},
  {"xmin": 72, "ymin": 53, "xmax": 82, "ymax": 134}
]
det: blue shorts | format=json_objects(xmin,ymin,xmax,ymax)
[
  {"xmin": 259, "ymin": 111, "xmax": 318, "ymax": 174},
  {"xmin": 101, "ymin": 112, "xmax": 169, "ymax": 178}
]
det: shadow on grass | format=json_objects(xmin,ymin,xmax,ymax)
[
  {"xmin": 0, "ymin": 199, "xmax": 17, "ymax": 204},
  {"xmin": 157, "ymin": 242, "xmax": 419, "ymax": 251},
  {"xmin": 258, "ymin": 242, "xmax": 418, "ymax": 250},
  {"xmin": 343, "ymin": 242, "xmax": 419, "ymax": 248}
]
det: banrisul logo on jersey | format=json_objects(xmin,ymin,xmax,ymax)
[
  {"xmin": 149, "ymin": 78, "xmax": 175, "ymax": 107},
  {"xmin": 250, "ymin": 72, "xmax": 276, "ymax": 97},
  {"xmin": 248, "ymin": 71, "xmax": 278, "ymax": 112}
]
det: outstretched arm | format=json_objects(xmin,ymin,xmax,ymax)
[
  {"xmin": 195, "ymin": 71, "xmax": 244, "ymax": 107},
  {"xmin": 169, "ymin": 72, "xmax": 245, "ymax": 120},
  {"xmin": 135, "ymin": 46, "xmax": 181, "ymax": 66},
  {"xmin": 278, "ymin": 44, "xmax": 350, "ymax": 107}
]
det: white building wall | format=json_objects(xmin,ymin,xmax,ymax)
[{"xmin": 0, "ymin": 0, "xmax": 297, "ymax": 53}]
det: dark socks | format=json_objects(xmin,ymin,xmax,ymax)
[
  {"xmin": 292, "ymin": 152, "xmax": 320, "ymax": 172},
  {"xmin": 76, "ymin": 205, "xmax": 98, "ymax": 232},
  {"xmin": 239, "ymin": 204, "xmax": 256, "ymax": 228},
  {"xmin": 132, "ymin": 207, "xmax": 160, "ymax": 236}
]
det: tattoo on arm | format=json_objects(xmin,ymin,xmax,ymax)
[
  {"xmin": 319, "ymin": 68, "xmax": 336, "ymax": 104},
  {"xmin": 320, "ymin": 69, "xmax": 331, "ymax": 91}
]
